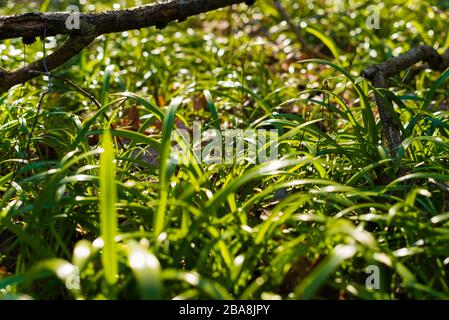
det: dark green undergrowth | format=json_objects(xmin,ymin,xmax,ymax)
[{"xmin": 1, "ymin": 0, "xmax": 449, "ymax": 299}]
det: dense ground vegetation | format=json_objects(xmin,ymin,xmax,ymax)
[{"xmin": 1, "ymin": 0, "xmax": 449, "ymax": 299}]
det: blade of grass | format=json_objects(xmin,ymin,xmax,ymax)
[
  {"xmin": 99, "ymin": 130, "xmax": 118, "ymax": 286},
  {"xmin": 154, "ymin": 97, "xmax": 183, "ymax": 238}
]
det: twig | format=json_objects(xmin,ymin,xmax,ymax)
[
  {"xmin": 29, "ymin": 70, "xmax": 127, "ymax": 150},
  {"xmin": 0, "ymin": 34, "xmax": 95, "ymax": 94},
  {"xmin": 30, "ymin": 71, "xmax": 101, "ymax": 109},
  {"xmin": 362, "ymin": 45, "xmax": 449, "ymax": 156}
]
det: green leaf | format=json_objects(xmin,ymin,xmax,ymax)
[
  {"xmin": 154, "ymin": 97, "xmax": 183, "ymax": 237},
  {"xmin": 99, "ymin": 130, "xmax": 118, "ymax": 286},
  {"xmin": 294, "ymin": 244, "xmax": 357, "ymax": 299},
  {"xmin": 127, "ymin": 240, "xmax": 162, "ymax": 300},
  {"xmin": 114, "ymin": 92, "xmax": 164, "ymax": 120}
]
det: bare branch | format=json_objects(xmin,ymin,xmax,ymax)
[
  {"xmin": 0, "ymin": 0, "xmax": 247, "ymax": 40},
  {"xmin": 0, "ymin": 0, "xmax": 250, "ymax": 94},
  {"xmin": 363, "ymin": 45, "xmax": 449, "ymax": 81},
  {"xmin": 362, "ymin": 45, "xmax": 449, "ymax": 156},
  {"xmin": 0, "ymin": 35, "xmax": 95, "ymax": 94}
]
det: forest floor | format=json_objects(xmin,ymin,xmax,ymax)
[{"xmin": 1, "ymin": 0, "xmax": 449, "ymax": 299}]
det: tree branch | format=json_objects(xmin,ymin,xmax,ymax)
[
  {"xmin": 0, "ymin": 35, "xmax": 95, "ymax": 94},
  {"xmin": 362, "ymin": 45, "xmax": 449, "ymax": 156},
  {"xmin": 0, "ymin": 0, "xmax": 248, "ymax": 40},
  {"xmin": 0, "ymin": 0, "xmax": 250, "ymax": 94}
]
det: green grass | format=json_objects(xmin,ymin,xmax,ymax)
[
  {"xmin": 99, "ymin": 129, "xmax": 118, "ymax": 288},
  {"xmin": 1, "ymin": 0, "xmax": 449, "ymax": 300}
]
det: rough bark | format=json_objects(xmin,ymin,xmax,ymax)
[
  {"xmin": 0, "ymin": 0, "xmax": 249, "ymax": 94},
  {"xmin": 362, "ymin": 45, "xmax": 449, "ymax": 156},
  {"xmin": 0, "ymin": 35, "xmax": 95, "ymax": 94}
]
